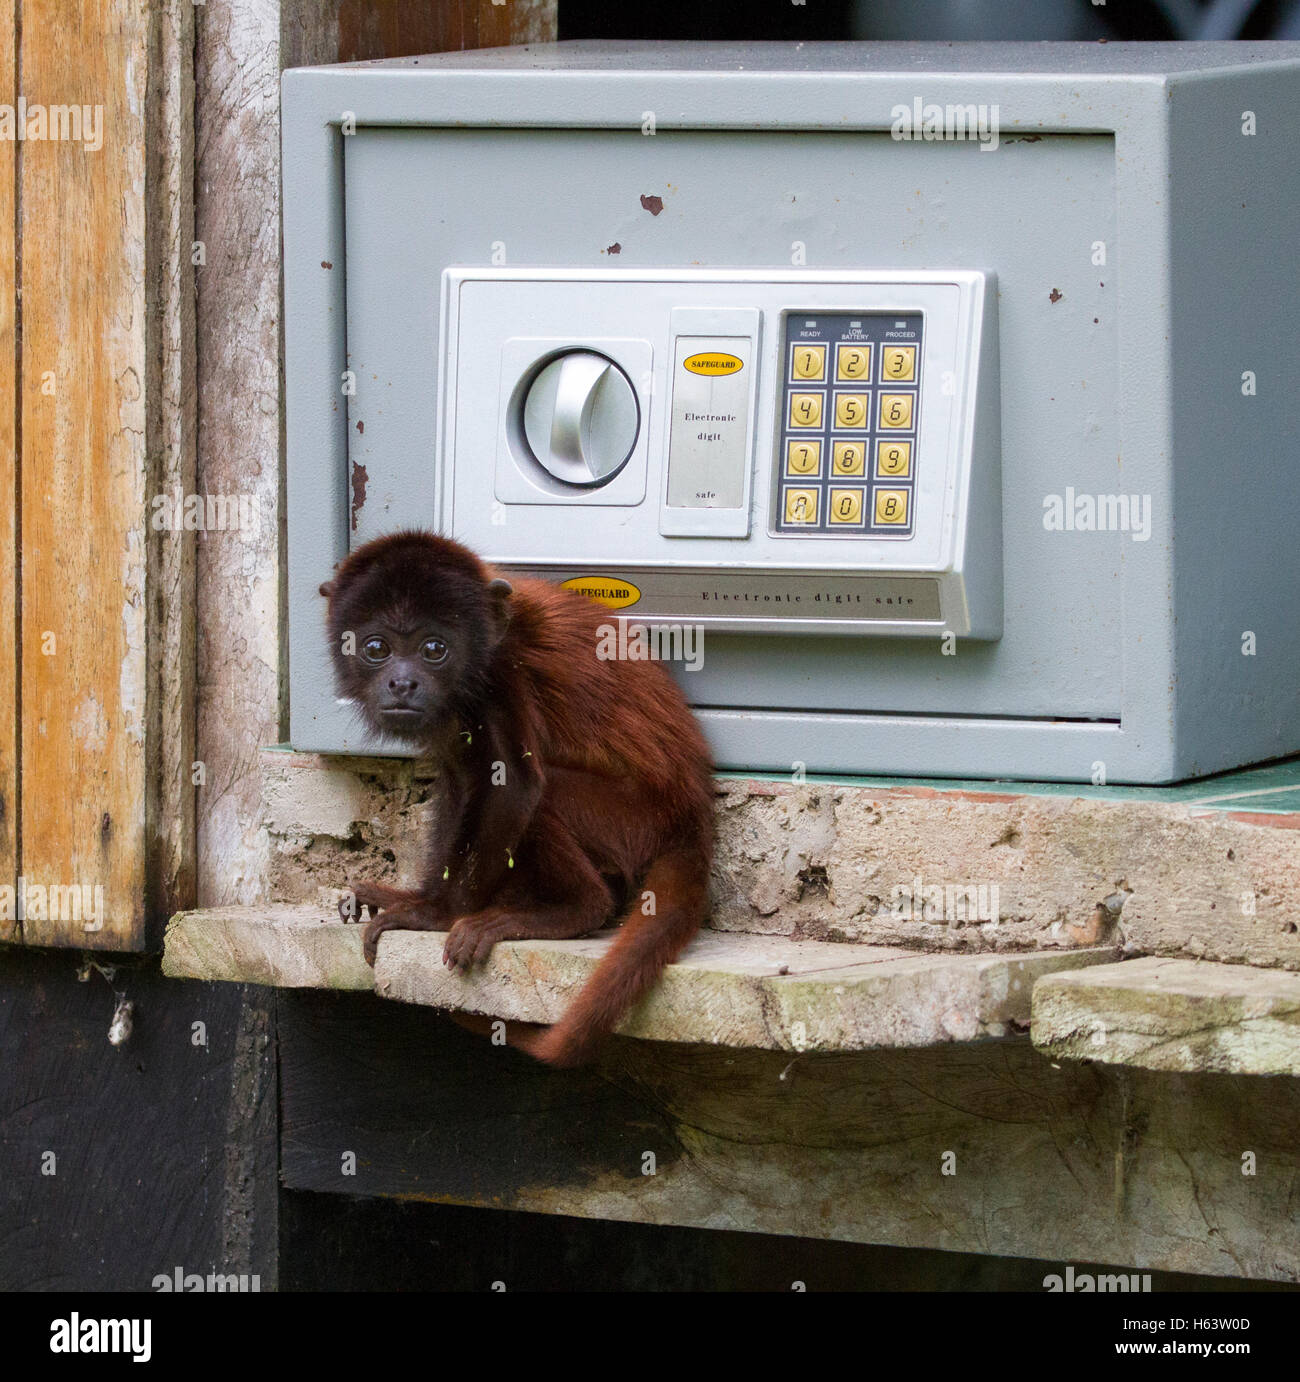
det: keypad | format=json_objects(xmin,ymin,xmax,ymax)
[{"xmin": 777, "ymin": 312, "xmax": 921, "ymax": 535}]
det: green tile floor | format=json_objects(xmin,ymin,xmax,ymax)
[{"xmin": 728, "ymin": 755, "xmax": 1300, "ymax": 816}]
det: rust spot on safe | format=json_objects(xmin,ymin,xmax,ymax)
[
  {"xmin": 351, "ymin": 460, "xmax": 369, "ymax": 532},
  {"xmin": 1049, "ymin": 288, "xmax": 1063, "ymax": 304},
  {"xmin": 640, "ymin": 194, "xmax": 663, "ymax": 216},
  {"xmin": 321, "ymin": 261, "xmax": 333, "ymax": 269},
  {"xmin": 356, "ymin": 420, "xmax": 364, "ymax": 434},
  {"xmin": 605, "ymin": 242, "xmax": 622, "ymax": 255}
]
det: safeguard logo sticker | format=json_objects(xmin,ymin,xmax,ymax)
[
  {"xmin": 560, "ymin": 576, "xmax": 642, "ymax": 609},
  {"xmin": 682, "ymin": 352, "xmax": 744, "ymax": 376}
]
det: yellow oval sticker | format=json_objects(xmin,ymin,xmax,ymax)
[
  {"xmin": 683, "ymin": 352, "xmax": 743, "ymax": 376},
  {"xmin": 561, "ymin": 576, "xmax": 642, "ymax": 610}
]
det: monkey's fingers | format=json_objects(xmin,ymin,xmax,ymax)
[
  {"xmin": 362, "ymin": 912, "xmax": 409, "ymax": 966},
  {"xmin": 443, "ymin": 913, "xmax": 508, "ymax": 970}
]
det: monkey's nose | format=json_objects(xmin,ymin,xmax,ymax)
[{"xmin": 387, "ymin": 675, "xmax": 418, "ymax": 699}]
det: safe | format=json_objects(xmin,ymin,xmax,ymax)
[{"xmin": 283, "ymin": 41, "xmax": 1300, "ymax": 783}]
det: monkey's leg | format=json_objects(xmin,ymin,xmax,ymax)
[{"xmin": 442, "ymin": 816, "xmax": 614, "ymax": 970}]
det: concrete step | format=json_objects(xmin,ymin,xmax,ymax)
[
  {"xmin": 1032, "ymin": 955, "xmax": 1300, "ymax": 1075},
  {"xmin": 163, "ymin": 902, "xmax": 1116, "ymax": 1052}
]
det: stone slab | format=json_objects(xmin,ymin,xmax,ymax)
[{"xmin": 1032, "ymin": 955, "xmax": 1300, "ymax": 1075}]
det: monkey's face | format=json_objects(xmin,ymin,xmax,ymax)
[
  {"xmin": 344, "ymin": 622, "xmax": 461, "ymax": 741},
  {"xmin": 321, "ymin": 531, "xmax": 512, "ymax": 746}
]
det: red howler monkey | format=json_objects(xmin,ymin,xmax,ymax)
[{"xmin": 319, "ymin": 530, "xmax": 714, "ymax": 1068}]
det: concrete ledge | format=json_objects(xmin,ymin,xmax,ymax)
[
  {"xmin": 163, "ymin": 903, "xmax": 372, "ymax": 991},
  {"xmin": 260, "ymin": 749, "xmax": 1300, "ymax": 973},
  {"xmin": 163, "ymin": 902, "xmax": 1118, "ymax": 1052},
  {"xmin": 374, "ymin": 929, "xmax": 1118, "ymax": 1051},
  {"xmin": 1032, "ymin": 956, "xmax": 1300, "ymax": 1075}
]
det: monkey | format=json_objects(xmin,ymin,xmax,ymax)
[{"xmin": 319, "ymin": 530, "xmax": 715, "ymax": 1068}]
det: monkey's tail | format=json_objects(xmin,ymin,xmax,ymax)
[{"xmin": 518, "ymin": 845, "xmax": 709, "ymax": 1068}]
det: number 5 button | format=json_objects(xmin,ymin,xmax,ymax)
[{"xmin": 834, "ymin": 393, "xmax": 868, "ymax": 429}]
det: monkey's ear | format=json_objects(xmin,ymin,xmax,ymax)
[
  {"xmin": 486, "ymin": 577, "xmax": 513, "ymax": 636},
  {"xmin": 319, "ymin": 580, "xmax": 335, "ymax": 600}
]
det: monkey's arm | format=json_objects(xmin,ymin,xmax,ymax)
[{"xmin": 453, "ymin": 709, "xmax": 545, "ymax": 910}]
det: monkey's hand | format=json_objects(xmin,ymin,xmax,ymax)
[
  {"xmin": 442, "ymin": 901, "xmax": 603, "ymax": 971},
  {"xmin": 338, "ymin": 881, "xmax": 424, "ymax": 924},
  {"xmin": 442, "ymin": 910, "xmax": 517, "ymax": 970},
  {"xmin": 360, "ymin": 901, "xmax": 448, "ymax": 966}
]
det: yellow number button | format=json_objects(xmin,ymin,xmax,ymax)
[
  {"xmin": 789, "ymin": 392, "xmax": 823, "ymax": 429},
  {"xmin": 874, "ymin": 489, "xmax": 909, "ymax": 525},
  {"xmin": 879, "ymin": 393, "xmax": 914, "ymax": 429},
  {"xmin": 832, "ymin": 441, "xmax": 865, "ymax": 476},
  {"xmin": 876, "ymin": 440, "xmax": 911, "ymax": 477},
  {"xmin": 881, "ymin": 346, "xmax": 916, "ymax": 382},
  {"xmin": 783, "ymin": 488, "xmax": 819, "ymax": 524},
  {"xmin": 836, "ymin": 344, "xmax": 871, "ymax": 381},
  {"xmin": 791, "ymin": 345, "xmax": 826, "ymax": 381},
  {"xmin": 834, "ymin": 393, "xmax": 869, "ymax": 429},
  {"xmin": 829, "ymin": 488, "xmax": 864, "ymax": 525},
  {"xmin": 785, "ymin": 440, "xmax": 821, "ymax": 476}
]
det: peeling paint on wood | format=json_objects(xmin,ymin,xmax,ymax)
[
  {"xmin": 0, "ymin": 0, "xmax": 15, "ymax": 942},
  {"xmin": 19, "ymin": 2, "xmax": 152, "ymax": 948}
]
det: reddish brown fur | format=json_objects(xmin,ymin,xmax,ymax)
[{"xmin": 321, "ymin": 531, "xmax": 714, "ymax": 1067}]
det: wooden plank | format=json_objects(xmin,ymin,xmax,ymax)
[
  {"xmin": 19, "ymin": 1, "xmax": 151, "ymax": 948},
  {"xmin": 279, "ymin": 989, "xmax": 679, "ymax": 1205},
  {"xmin": 279, "ymin": 989, "xmax": 1300, "ymax": 1281},
  {"xmin": 0, "ymin": 945, "xmax": 277, "ymax": 1289},
  {"xmin": 0, "ymin": 0, "xmax": 15, "ymax": 941},
  {"xmin": 144, "ymin": 0, "xmax": 198, "ymax": 942}
]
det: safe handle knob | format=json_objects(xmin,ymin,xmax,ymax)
[{"xmin": 522, "ymin": 350, "xmax": 639, "ymax": 487}]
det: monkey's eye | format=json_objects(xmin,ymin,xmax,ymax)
[
  {"xmin": 360, "ymin": 636, "xmax": 391, "ymax": 664},
  {"xmin": 420, "ymin": 638, "xmax": 449, "ymax": 664}
]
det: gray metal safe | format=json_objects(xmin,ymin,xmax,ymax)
[{"xmin": 283, "ymin": 41, "xmax": 1300, "ymax": 783}]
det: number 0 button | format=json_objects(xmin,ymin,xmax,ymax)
[{"xmin": 829, "ymin": 488, "xmax": 864, "ymax": 524}]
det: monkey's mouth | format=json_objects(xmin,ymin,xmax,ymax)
[{"xmin": 378, "ymin": 704, "xmax": 425, "ymax": 723}]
